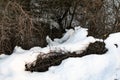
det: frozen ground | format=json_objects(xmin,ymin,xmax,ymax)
[{"xmin": 0, "ymin": 26, "xmax": 120, "ymax": 80}]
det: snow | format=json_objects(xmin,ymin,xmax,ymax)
[
  {"xmin": 46, "ymin": 26, "xmax": 100, "ymax": 53},
  {"xmin": 0, "ymin": 26, "xmax": 120, "ymax": 80}
]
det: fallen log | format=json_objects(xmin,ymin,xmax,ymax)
[{"xmin": 25, "ymin": 41, "xmax": 108, "ymax": 72}]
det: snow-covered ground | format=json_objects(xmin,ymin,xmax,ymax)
[{"xmin": 0, "ymin": 26, "xmax": 120, "ymax": 80}]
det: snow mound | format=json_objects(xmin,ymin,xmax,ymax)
[
  {"xmin": 46, "ymin": 26, "xmax": 100, "ymax": 53},
  {"xmin": 0, "ymin": 27, "xmax": 120, "ymax": 80}
]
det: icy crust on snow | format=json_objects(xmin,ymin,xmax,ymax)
[{"xmin": 0, "ymin": 27, "xmax": 120, "ymax": 80}]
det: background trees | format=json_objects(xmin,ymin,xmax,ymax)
[
  {"xmin": 30, "ymin": 0, "xmax": 120, "ymax": 39},
  {"xmin": 0, "ymin": 0, "xmax": 120, "ymax": 55}
]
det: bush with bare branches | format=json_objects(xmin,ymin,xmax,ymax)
[{"xmin": 0, "ymin": 1, "xmax": 59, "ymax": 55}]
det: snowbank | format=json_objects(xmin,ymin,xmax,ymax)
[
  {"xmin": 46, "ymin": 26, "xmax": 101, "ymax": 53},
  {"xmin": 0, "ymin": 27, "xmax": 120, "ymax": 80}
]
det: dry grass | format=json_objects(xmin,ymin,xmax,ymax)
[{"xmin": 0, "ymin": 1, "xmax": 47, "ymax": 54}]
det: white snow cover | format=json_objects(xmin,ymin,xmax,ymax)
[
  {"xmin": 0, "ymin": 26, "xmax": 120, "ymax": 80},
  {"xmin": 46, "ymin": 26, "xmax": 100, "ymax": 53}
]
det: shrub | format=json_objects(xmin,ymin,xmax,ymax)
[{"xmin": 0, "ymin": 1, "xmax": 63, "ymax": 55}]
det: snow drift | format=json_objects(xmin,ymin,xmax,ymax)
[{"xmin": 0, "ymin": 26, "xmax": 120, "ymax": 80}]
